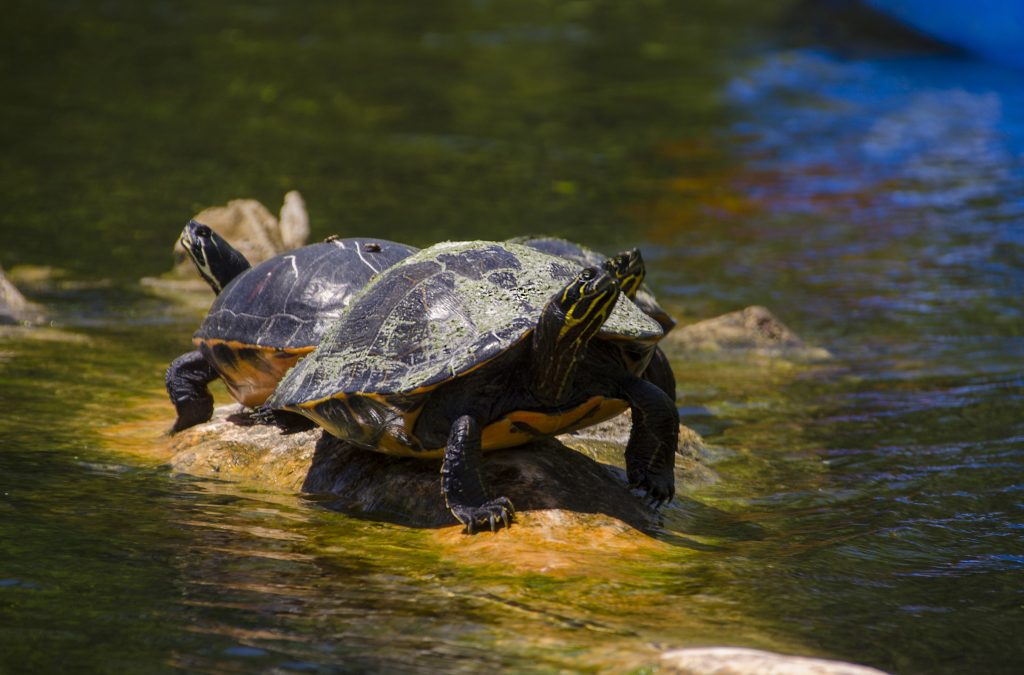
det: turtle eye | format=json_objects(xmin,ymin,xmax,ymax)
[
  {"xmin": 580, "ymin": 268, "xmax": 596, "ymax": 281},
  {"xmin": 195, "ymin": 224, "xmax": 212, "ymax": 238}
]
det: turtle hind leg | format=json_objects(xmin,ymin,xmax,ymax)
[
  {"xmin": 165, "ymin": 350, "xmax": 218, "ymax": 433},
  {"xmin": 441, "ymin": 415, "xmax": 514, "ymax": 534},
  {"xmin": 620, "ymin": 375, "xmax": 679, "ymax": 508}
]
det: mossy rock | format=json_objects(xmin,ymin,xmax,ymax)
[
  {"xmin": 167, "ymin": 406, "xmax": 715, "ymax": 532},
  {"xmin": 666, "ymin": 305, "xmax": 831, "ymax": 360}
]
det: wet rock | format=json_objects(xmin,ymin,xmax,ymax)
[
  {"xmin": 142, "ymin": 191, "xmax": 311, "ymax": 297},
  {"xmin": 167, "ymin": 405, "xmax": 713, "ymax": 531},
  {"xmin": 277, "ymin": 190, "xmax": 311, "ymax": 250},
  {"xmin": 169, "ymin": 408, "xmax": 319, "ymax": 489},
  {"xmin": 660, "ymin": 648, "xmax": 890, "ymax": 675},
  {"xmin": 665, "ymin": 305, "xmax": 830, "ymax": 359},
  {"xmin": 0, "ymin": 265, "xmax": 44, "ymax": 325}
]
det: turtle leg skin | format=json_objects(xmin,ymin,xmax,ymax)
[
  {"xmin": 165, "ymin": 350, "xmax": 218, "ymax": 433},
  {"xmin": 620, "ymin": 375, "xmax": 679, "ymax": 507},
  {"xmin": 441, "ymin": 415, "xmax": 514, "ymax": 534},
  {"xmin": 250, "ymin": 406, "xmax": 317, "ymax": 433},
  {"xmin": 643, "ymin": 346, "xmax": 677, "ymax": 401}
]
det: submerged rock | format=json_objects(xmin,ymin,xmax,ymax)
[
  {"xmin": 666, "ymin": 305, "xmax": 830, "ymax": 359},
  {"xmin": 167, "ymin": 405, "xmax": 714, "ymax": 532},
  {"xmin": 660, "ymin": 647, "xmax": 890, "ymax": 675}
]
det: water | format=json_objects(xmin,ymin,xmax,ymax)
[{"xmin": 2, "ymin": 1, "xmax": 1022, "ymax": 673}]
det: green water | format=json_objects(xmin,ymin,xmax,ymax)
[{"xmin": 2, "ymin": 1, "xmax": 1022, "ymax": 673}]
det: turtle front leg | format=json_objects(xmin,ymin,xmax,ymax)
[
  {"xmin": 441, "ymin": 415, "xmax": 514, "ymax": 534},
  {"xmin": 620, "ymin": 375, "xmax": 679, "ymax": 507},
  {"xmin": 643, "ymin": 346, "xmax": 677, "ymax": 401},
  {"xmin": 165, "ymin": 350, "xmax": 219, "ymax": 433}
]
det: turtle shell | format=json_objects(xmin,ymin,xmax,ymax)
[
  {"xmin": 270, "ymin": 240, "xmax": 663, "ymax": 408},
  {"xmin": 193, "ymin": 237, "xmax": 416, "ymax": 406}
]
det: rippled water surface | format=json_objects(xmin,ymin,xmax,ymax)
[{"xmin": 2, "ymin": 2, "xmax": 1022, "ymax": 673}]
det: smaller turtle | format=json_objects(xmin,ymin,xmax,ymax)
[{"xmin": 165, "ymin": 221, "xmax": 417, "ymax": 432}]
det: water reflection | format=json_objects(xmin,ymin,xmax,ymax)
[{"xmin": 662, "ymin": 46, "xmax": 1024, "ymax": 673}]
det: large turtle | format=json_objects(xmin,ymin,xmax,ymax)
[
  {"xmin": 266, "ymin": 240, "xmax": 679, "ymax": 533},
  {"xmin": 513, "ymin": 235, "xmax": 678, "ymax": 399},
  {"xmin": 165, "ymin": 220, "xmax": 417, "ymax": 432}
]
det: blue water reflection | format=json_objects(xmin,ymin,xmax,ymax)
[{"xmin": 684, "ymin": 44, "xmax": 1024, "ymax": 672}]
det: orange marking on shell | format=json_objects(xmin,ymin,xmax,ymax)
[{"xmin": 195, "ymin": 338, "xmax": 312, "ymax": 407}]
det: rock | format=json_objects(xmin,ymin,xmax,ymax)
[
  {"xmin": 660, "ymin": 648, "xmax": 890, "ymax": 675},
  {"xmin": 278, "ymin": 190, "xmax": 310, "ymax": 250},
  {"xmin": 665, "ymin": 306, "xmax": 830, "ymax": 359},
  {"xmin": 167, "ymin": 405, "xmax": 713, "ymax": 531},
  {"xmin": 143, "ymin": 192, "xmax": 312, "ymax": 297},
  {"xmin": 168, "ymin": 408, "xmax": 319, "ymax": 489},
  {"xmin": 0, "ymin": 265, "xmax": 44, "ymax": 325}
]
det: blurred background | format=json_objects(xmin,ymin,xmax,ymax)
[{"xmin": 1, "ymin": 1, "xmax": 1021, "ymax": 673}]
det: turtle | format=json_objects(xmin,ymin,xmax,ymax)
[
  {"xmin": 266, "ymin": 240, "xmax": 679, "ymax": 533},
  {"xmin": 165, "ymin": 220, "xmax": 418, "ymax": 432},
  {"xmin": 512, "ymin": 235, "xmax": 678, "ymax": 401}
]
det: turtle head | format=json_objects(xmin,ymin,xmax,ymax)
[
  {"xmin": 556, "ymin": 266, "xmax": 621, "ymax": 344},
  {"xmin": 532, "ymin": 266, "xmax": 621, "ymax": 404},
  {"xmin": 179, "ymin": 220, "xmax": 251, "ymax": 294},
  {"xmin": 602, "ymin": 248, "xmax": 645, "ymax": 299},
  {"xmin": 602, "ymin": 248, "xmax": 677, "ymax": 332}
]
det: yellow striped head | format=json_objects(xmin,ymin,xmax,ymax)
[
  {"xmin": 557, "ymin": 266, "xmax": 621, "ymax": 344},
  {"xmin": 602, "ymin": 248, "xmax": 645, "ymax": 299}
]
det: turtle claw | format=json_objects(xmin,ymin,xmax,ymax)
[
  {"xmin": 630, "ymin": 473, "xmax": 675, "ymax": 510},
  {"xmin": 250, "ymin": 405, "xmax": 276, "ymax": 425},
  {"xmin": 451, "ymin": 497, "xmax": 515, "ymax": 535}
]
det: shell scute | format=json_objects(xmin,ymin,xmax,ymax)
[{"xmin": 194, "ymin": 239, "xmax": 415, "ymax": 349}]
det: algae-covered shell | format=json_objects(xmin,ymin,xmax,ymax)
[{"xmin": 270, "ymin": 240, "xmax": 663, "ymax": 407}]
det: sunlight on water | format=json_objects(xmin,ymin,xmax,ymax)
[{"xmin": 1, "ymin": 1, "xmax": 1022, "ymax": 673}]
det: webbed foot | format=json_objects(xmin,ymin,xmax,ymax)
[
  {"xmin": 442, "ymin": 415, "xmax": 514, "ymax": 535},
  {"xmin": 250, "ymin": 406, "xmax": 317, "ymax": 433},
  {"xmin": 168, "ymin": 396, "xmax": 213, "ymax": 434},
  {"xmin": 166, "ymin": 350, "xmax": 217, "ymax": 434},
  {"xmin": 451, "ymin": 496, "xmax": 515, "ymax": 534},
  {"xmin": 250, "ymin": 405, "xmax": 276, "ymax": 425},
  {"xmin": 629, "ymin": 468, "xmax": 675, "ymax": 509}
]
